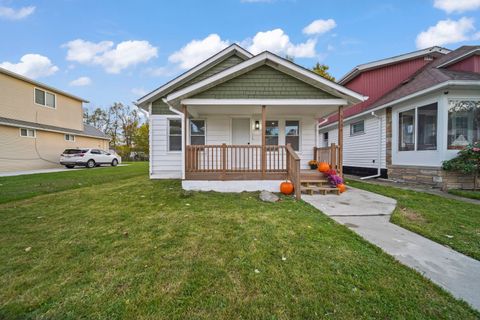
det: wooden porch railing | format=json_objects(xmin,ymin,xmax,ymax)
[
  {"xmin": 313, "ymin": 143, "xmax": 342, "ymax": 176},
  {"xmin": 286, "ymin": 144, "xmax": 301, "ymax": 200}
]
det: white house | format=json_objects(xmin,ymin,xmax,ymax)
[
  {"xmin": 318, "ymin": 45, "xmax": 480, "ymax": 189},
  {"xmin": 136, "ymin": 44, "xmax": 367, "ymax": 198}
]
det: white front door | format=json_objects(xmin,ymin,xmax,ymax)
[{"xmin": 232, "ymin": 118, "xmax": 250, "ymax": 145}]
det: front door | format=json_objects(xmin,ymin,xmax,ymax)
[
  {"xmin": 232, "ymin": 118, "xmax": 250, "ymax": 145},
  {"xmin": 231, "ymin": 118, "xmax": 251, "ymax": 170}
]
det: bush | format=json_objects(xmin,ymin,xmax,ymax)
[{"xmin": 442, "ymin": 142, "xmax": 480, "ymax": 190}]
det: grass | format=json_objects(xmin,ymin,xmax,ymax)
[
  {"xmin": 348, "ymin": 180, "xmax": 480, "ymax": 261},
  {"xmin": 448, "ymin": 189, "xmax": 480, "ymax": 201},
  {"xmin": 0, "ymin": 162, "xmax": 148, "ymax": 204},
  {"xmin": 0, "ymin": 172, "xmax": 478, "ymax": 319}
]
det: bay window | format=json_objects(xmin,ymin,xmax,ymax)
[
  {"xmin": 398, "ymin": 103, "xmax": 437, "ymax": 151},
  {"xmin": 285, "ymin": 120, "xmax": 300, "ymax": 151},
  {"xmin": 447, "ymin": 99, "xmax": 480, "ymax": 149}
]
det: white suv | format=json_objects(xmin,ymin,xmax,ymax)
[{"xmin": 60, "ymin": 148, "xmax": 121, "ymax": 169}]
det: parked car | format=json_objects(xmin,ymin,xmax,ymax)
[{"xmin": 60, "ymin": 148, "xmax": 121, "ymax": 169}]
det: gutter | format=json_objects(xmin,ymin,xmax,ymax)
[{"xmin": 360, "ymin": 111, "xmax": 382, "ymax": 180}]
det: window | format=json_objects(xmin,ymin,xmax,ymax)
[
  {"xmin": 447, "ymin": 99, "xmax": 480, "ymax": 149},
  {"xmin": 20, "ymin": 128, "xmax": 36, "ymax": 138},
  {"xmin": 398, "ymin": 103, "xmax": 438, "ymax": 151},
  {"xmin": 285, "ymin": 120, "xmax": 300, "ymax": 151},
  {"xmin": 350, "ymin": 120, "xmax": 365, "ymax": 135},
  {"xmin": 265, "ymin": 120, "xmax": 279, "ymax": 145},
  {"xmin": 34, "ymin": 88, "xmax": 56, "ymax": 108},
  {"xmin": 190, "ymin": 120, "xmax": 205, "ymax": 145},
  {"xmin": 90, "ymin": 149, "xmax": 101, "ymax": 154},
  {"xmin": 169, "ymin": 119, "xmax": 182, "ymax": 151},
  {"xmin": 323, "ymin": 132, "xmax": 329, "ymax": 147},
  {"xmin": 417, "ymin": 103, "xmax": 437, "ymax": 150},
  {"xmin": 399, "ymin": 109, "xmax": 415, "ymax": 151},
  {"xmin": 65, "ymin": 134, "xmax": 75, "ymax": 142}
]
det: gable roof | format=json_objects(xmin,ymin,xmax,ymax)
[
  {"xmin": 0, "ymin": 67, "xmax": 89, "ymax": 103},
  {"xmin": 136, "ymin": 44, "xmax": 253, "ymax": 109},
  {"xmin": 320, "ymin": 45, "xmax": 480, "ymax": 129},
  {"xmin": 338, "ymin": 46, "xmax": 451, "ymax": 85},
  {"xmin": 165, "ymin": 51, "xmax": 367, "ymax": 107}
]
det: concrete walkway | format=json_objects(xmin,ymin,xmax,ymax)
[
  {"xmin": 303, "ymin": 188, "xmax": 480, "ymax": 311},
  {"xmin": 0, "ymin": 164, "xmax": 128, "ymax": 177}
]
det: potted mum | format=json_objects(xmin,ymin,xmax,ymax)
[{"xmin": 308, "ymin": 160, "xmax": 318, "ymax": 170}]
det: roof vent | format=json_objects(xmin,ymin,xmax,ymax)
[{"xmin": 424, "ymin": 55, "xmax": 434, "ymax": 61}]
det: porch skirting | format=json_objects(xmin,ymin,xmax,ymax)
[{"xmin": 182, "ymin": 180, "xmax": 283, "ymax": 193}]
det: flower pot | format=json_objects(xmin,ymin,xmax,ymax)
[{"xmin": 309, "ymin": 164, "xmax": 318, "ymax": 170}]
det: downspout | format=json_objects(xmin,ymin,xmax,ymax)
[
  {"xmin": 361, "ymin": 111, "xmax": 382, "ymax": 180},
  {"xmin": 163, "ymin": 98, "xmax": 186, "ymax": 179}
]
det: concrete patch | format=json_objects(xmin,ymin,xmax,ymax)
[{"xmin": 303, "ymin": 187, "xmax": 480, "ymax": 311}]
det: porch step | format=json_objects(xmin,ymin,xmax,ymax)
[
  {"xmin": 301, "ymin": 186, "xmax": 340, "ymax": 195},
  {"xmin": 300, "ymin": 179, "xmax": 328, "ymax": 184}
]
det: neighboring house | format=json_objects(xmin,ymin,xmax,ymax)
[
  {"xmin": 136, "ymin": 44, "xmax": 366, "ymax": 198},
  {"xmin": 0, "ymin": 67, "xmax": 110, "ymax": 172},
  {"xmin": 319, "ymin": 45, "xmax": 480, "ymax": 189}
]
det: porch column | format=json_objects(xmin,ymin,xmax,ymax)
[
  {"xmin": 337, "ymin": 105, "xmax": 344, "ymax": 177},
  {"xmin": 261, "ymin": 105, "xmax": 266, "ymax": 178},
  {"xmin": 183, "ymin": 105, "xmax": 188, "ymax": 175}
]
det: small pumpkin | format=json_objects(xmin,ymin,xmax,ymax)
[
  {"xmin": 317, "ymin": 161, "xmax": 330, "ymax": 173},
  {"xmin": 280, "ymin": 181, "xmax": 294, "ymax": 195},
  {"xmin": 337, "ymin": 183, "xmax": 347, "ymax": 193}
]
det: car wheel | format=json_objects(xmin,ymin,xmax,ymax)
[
  {"xmin": 111, "ymin": 159, "xmax": 118, "ymax": 167},
  {"xmin": 86, "ymin": 159, "xmax": 95, "ymax": 168},
  {"xmin": 65, "ymin": 165, "xmax": 75, "ymax": 169}
]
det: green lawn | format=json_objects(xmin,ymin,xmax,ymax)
[
  {"xmin": 0, "ymin": 162, "xmax": 148, "ymax": 204},
  {"xmin": 0, "ymin": 171, "xmax": 478, "ymax": 319},
  {"xmin": 348, "ymin": 180, "xmax": 480, "ymax": 261},
  {"xmin": 448, "ymin": 189, "xmax": 480, "ymax": 201}
]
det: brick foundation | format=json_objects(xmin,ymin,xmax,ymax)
[{"xmin": 388, "ymin": 165, "xmax": 479, "ymax": 190}]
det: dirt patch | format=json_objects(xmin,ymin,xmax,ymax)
[{"xmin": 397, "ymin": 207, "xmax": 427, "ymax": 223}]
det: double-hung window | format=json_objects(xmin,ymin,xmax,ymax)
[
  {"xmin": 447, "ymin": 99, "xmax": 480, "ymax": 149},
  {"xmin": 285, "ymin": 120, "xmax": 300, "ymax": 151},
  {"xmin": 265, "ymin": 120, "xmax": 279, "ymax": 145},
  {"xmin": 35, "ymin": 88, "xmax": 56, "ymax": 108},
  {"xmin": 20, "ymin": 128, "xmax": 36, "ymax": 138},
  {"xmin": 190, "ymin": 120, "xmax": 205, "ymax": 145},
  {"xmin": 398, "ymin": 103, "xmax": 438, "ymax": 151},
  {"xmin": 168, "ymin": 119, "xmax": 182, "ymax": 151}
]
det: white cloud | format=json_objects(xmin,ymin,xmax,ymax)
[
  {"xmin": 63, "ymin": 39, "xmax": 158, "ymax": 74},
  {"xmin": 303, "ymin": 19, "xmax": 337, "ymax": 35},
  {"xmin": 416, "ymin": 17, "xmax": 477, "ymax": 48},
  {"xmin": 169, "ymin": 34, "xmax": 230, "ymax": 69},
  {"xmin": 246, "ymin": 28, "xmax": 317, "ymax": 58},
  {"xmin": 0, "ymin": 6, "xmax": 35, "ymax": 20},
  {"xmin": 131, "ymin": 88, "xmax": 148, "ymax": 97},
  {"xmin": 434, "ymin": 0, "xmax": 480, "ymax": 13},
  {"xmin": 69, "ymin": 76, "xmax": 91, "ymax": 86},
  {"xmin": 0, "ymin": 54, "xmax": 58, "ymax": 79}
]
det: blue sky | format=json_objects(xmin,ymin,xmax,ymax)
[{"xmin": 0, "ymin": 0, "xmax": 479, "ymax": 111}]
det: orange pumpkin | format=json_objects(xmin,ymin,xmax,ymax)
[
  {"xmin": 317, "ymin": 161, "xmax": 330, "ymax": 173},
  {"xmin": 337, "ymin": 183, "xmax": 347, "ymax": 193},
  {"xmin": 280, "ymin": 181, "xmax": 294, "ymax": 195}
]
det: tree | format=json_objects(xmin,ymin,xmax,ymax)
[
  {"xmin": 134, "ymin": 123, "xmax": 149, "ymax": 156},
  {"xmin": 312, "ymin": 63, "xmax": 335, "ymax": 82}
]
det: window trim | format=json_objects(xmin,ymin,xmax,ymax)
[
  {"xmin": 447, "ymin": 98, "xmax": 480, "ymax": 150},
  {"xmin": 350, "ymin": 120, "xmax": 365, "ymax": 136},
  {"xmin": 65, "ymin": 134, "xmax": 75, "ymax": 142},
  {"xmin": 34, "ymin": 87, "xmax": 56, "ymax": 109},
  {"xmin": 265, "ymin": 120, "xmax": 279, "ymax": 146},
  {"xmin": 167, "ymin": 117, "xmax": 182, "ymax": 153},
  {"xmin": 397, "ymin": 102, "xmax": 438, "ymax": 152},
  {"xmin": 285, "ymin": 119, "xmax": 301, "ymax": 151},
  {"xmin": 19, "ymin": 127, "xmax": 36, "ymax": 138},
  {"xmin": 189, "ymin": 119, "xmax": 206, "ymax": 145}
]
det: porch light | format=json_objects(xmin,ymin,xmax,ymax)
[{"xmin": 255, "ymin": 120, "xmax": 260, "ymax": 130}]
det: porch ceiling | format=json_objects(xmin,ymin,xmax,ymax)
[{"xmin": 186, "ymin": 104, "xmax": 339, "ymax": 117}]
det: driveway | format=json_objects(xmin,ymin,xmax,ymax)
[
  {"xmin": 0, "ymin": 165, "xmax": 128, "ymax": 177},
  {"xmin": 303, "ymin": 188, "xmax": 480, "ymax": 311}
]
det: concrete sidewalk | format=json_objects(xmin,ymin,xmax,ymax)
[
  {"xmin": 303, "ymin": 188, "xmax": 480, "ymax": 311},
  {"xmin": 0, "ymin": 164, "xmax": 128, "ymax": 177}
]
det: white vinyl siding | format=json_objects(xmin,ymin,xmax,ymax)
[
  {"xmin": 150, "ymin": 116, "xmax": 183, "ymax": 178},
  {"xmin": 320, "ymin": 111, "xmax": 386, "ymax": 169}
]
